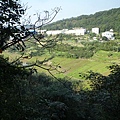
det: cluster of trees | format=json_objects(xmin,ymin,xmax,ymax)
[
  {"xmin": 49, "ymin": 39, "xmax": 120, "ymax": 59},
  {"xmin": 44, "ymin": 7, "xmax": 120, "ymax": 32},
  {"xmin": 54, "ymin": 43, "xmax": 94, "ymax": 59},
  {"xmin": 81, "ymin": 40, "xmax": 120, "ymax": 52},
  {"xmin": 10, "ymin": 34, "xmax": 119, "ymax": 59}
]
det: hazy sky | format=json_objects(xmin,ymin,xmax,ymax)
[{"xmin": 21, "ymin": 0, "xmax": 120, "ymax": 23}]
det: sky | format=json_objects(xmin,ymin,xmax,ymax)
[{"xmin": 21, "ymin": 0, "xmax": 120, "ymax": 23}]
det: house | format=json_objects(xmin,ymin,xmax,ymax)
[
  {"xmin": 92, "ymin": 28, "xmax": 100, "ymax": 34},
  {"xmin": 102, "ymin": 29, "xmax": 115, "ymax": 40},
  {"xmin": 65, "ymin": 28, "xmax": 86, "ymax": 35}
]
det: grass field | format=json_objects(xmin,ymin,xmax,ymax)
[{"xmin": 2, "ymin": 50, "xmax": 120, "ymax": 80}]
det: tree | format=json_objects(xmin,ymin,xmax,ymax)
[
  {"xmin": 89, "ymin": 32, "xmax": 96, "ymax": 39},
  {"xmin": 0, "ymin": 0, "xmax": 62, "ymax": 77},
  {"xmin": 0, "ymin": 0, "xmax": 60, "ymax": 52},
  {"xmin": 0, "ymin": 0, "xmax": 26, "ymax": 50},
  {"xmin": 0, "ymin": 1, "xmax": 67, "ymax": 120},
  {"xmin": 79, "ymin": 64, "xmax": 120, "ymax": 120},
  {"xmin": 102, "ymin": 36, "xmax": 108, "ymax": 41}
]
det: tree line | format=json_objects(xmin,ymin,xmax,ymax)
[
  {"xmin": 44, "ymin": 7, "xmax": 120, "ymax": 32},
  {"xmin": 17, "ymin": 36, "xmax": 120, "ymax": 59}
]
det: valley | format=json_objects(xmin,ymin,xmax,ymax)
[{"xmin": 4, "ymin": 35, "xmax": 120, "ymax": 80}]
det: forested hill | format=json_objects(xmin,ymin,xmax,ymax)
[{"xmin": 44, "ymin": 7, "xmax": 120, "ymax": 32}]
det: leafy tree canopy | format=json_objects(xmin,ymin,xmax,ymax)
[
  {"xmin": 0, "ymin": 0, "xmax": 60, "ymax": 52},
  {"xmin": 0, "ymin": 0, "xmax": 26, "ymax": 49},
  {"xmin": 44, "ymin": 7, "xmax": 120, "ymax": 32}
]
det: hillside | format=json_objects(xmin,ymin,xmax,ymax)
[{"xmin": 44, "ymin": 7, "xmax": 120, "ymax": 32}]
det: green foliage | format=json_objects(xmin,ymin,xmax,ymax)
[
  {"xmin": 44, "ymin": 8, "xmax": 120, "ymax": 32},
  {"xmin": 0, "ymin": 0, "xmax": 26, "ymax": 50},
  {"xmin": 51, "ymin": 41, "xmax": 95, "ymax": 59},
  {"xmin": 0, "ymin": 56, "xmax": 28, "ymax": 119},
  {"xmin": 82, "ymin": 40, "xmax": 120, "ymax": 52},
  {"xmin": 53, "ymin": 40, "xmax": 120, "ymax": 59},
  {"xmin": 1, "ymin": 54, "xmax": 120, "ymax": 120},
  {"xmin": 89, "ymin": 32, "xmax": 96, "ymax": 38},
  {"xmin": 102, "ymin": 36, "xmax": 108, "ymax": 41},
  {"xmin": 79, "ymin": 64, "xmax": 120, "ymax": 120},
  {"xmin": 0, "ymin": 56, "xmax": 85, "ymax": 120}
]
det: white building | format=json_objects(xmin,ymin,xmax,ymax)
[
  {"xmin": 46, "ymin": 28, "xmax": 86, "ymax": 36},
  {"xmin": 77, "ymin": 28, "xmax": 86, "ymax": 35},
  {"xmin": 92, "ymin": 28, "xmax": 100, "ymax": 34},
  {"xmin": 102, "ymin": 30, "xmax": 115, "ymax": 40},
  {"xmin": 46, "ymin": 30, "xmax": 63, "ymax": 35}
]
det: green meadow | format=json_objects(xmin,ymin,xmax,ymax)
[
  {"xmin": 51, "ymin": 50, "xmax": 120, "ymax": 79},
  {"xmin": 3, "ymin": 49, "xmax": 120, "ymax": 80},
  {"xmin": 2, "ymin": 36, "xmax": 120, "ymax": 80}
]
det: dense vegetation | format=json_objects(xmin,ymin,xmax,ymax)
[
  {"xmin": 2, "ymin": 36, "xmax": 119, "ymax": 119},
  {"xmin": 1, "ymin": 55, "xmax": 120, "ymax": 120},
  {"xmin": 54, "ymin": 40, "xmax": 120, "ymax": 59},
  {"xmin": 10, "ymin": 35, "xmax": 120, "ymax": 59},
  {"xmin": 1, "ymin": 0, "xmax": 120, "ymax": 119},
  {"xmin": 44, "ymin": 7, "xmax": 120, "ymax": 32}
]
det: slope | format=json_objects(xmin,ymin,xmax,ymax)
[{"xmin": 44, "ymin": 7, "xmax": 120, "ymax": 32}]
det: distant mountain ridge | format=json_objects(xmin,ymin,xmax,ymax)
[{"xmin": 44, "ymin": 7, "xmax": 120, "ymax": 32}]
